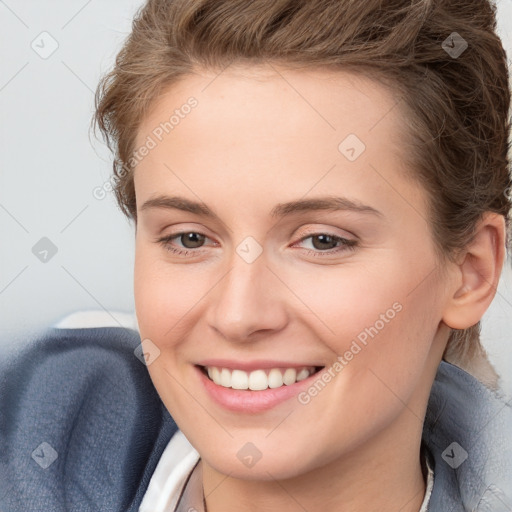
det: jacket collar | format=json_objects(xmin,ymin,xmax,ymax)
[{"xmin": 423, "ymin": 360, "xmax": 512, "ymax": 510}]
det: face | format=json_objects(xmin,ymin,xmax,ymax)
[{"xmin": 133, "ymin": 64, "xmax": 452, "ymax": 481}]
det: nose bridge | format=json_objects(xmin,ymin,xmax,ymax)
[{"xmin": 208, "ymin": 248, "xmax": 287, "ymax": 341}]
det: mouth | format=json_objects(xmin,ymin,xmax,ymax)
[{"xmin": 197, "ymin": 364, "xmax": 325, "ymax": 391}]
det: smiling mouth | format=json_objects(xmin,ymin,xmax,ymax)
[{"xmin": 198, "ymin": 365, "xmax": 324, "ymax": 391}]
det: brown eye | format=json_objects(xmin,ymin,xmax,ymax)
[
  {"xmin": 294, "ymin": 232, "xmax": 358, "ymax": 257},
  {"xmin": 156, "ymin": 231, "xmax": 212, "ymax": 256},
  {"xmin": 310, "ymin": 234, "xmax": 339, "ymax": 250},
  {"xmin": 179, "ymin": 232, "xmax": 206, "ymax": 249}
]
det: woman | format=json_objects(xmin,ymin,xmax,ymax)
[{"xmin": 1, "ymin": 0, "xmax": 511, "ymax": 511}]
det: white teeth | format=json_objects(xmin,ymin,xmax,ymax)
[
  {"xmin": 220, "ymin": 368, "xmax": 231, "ymax": 387},
  {"xmin": 205, "ymin": 365, "xmax": 317, "ymax": 390},
  {"xmin": 296, "ymin": 368, "xmax": 310, "ymax": 381},
  {"xmin": 268, "ymin": 368, "xmax": 283, "ymax": 388},
  {"xmin": 283, "ymin": 368, "xmax": 296, "ymax": 385},
  {"xmin": 231, "ymin": 369, "xmax": 249, "ymax": 389},
  {"xmin": 248, "ymin": 369, "xmax": 268, "ymax": 390},
  {"xmin": 211, "ymin": 367, "xmax": 220, "ymax": 384}
]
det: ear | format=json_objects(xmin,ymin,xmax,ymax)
[{"xmin": 442, "ymin": 212, "xmax": 507, "ymax": 330}]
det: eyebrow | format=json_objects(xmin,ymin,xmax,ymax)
[{"xmin": 140, "ymin": 195, "xmax": 383, "ymax": 219}]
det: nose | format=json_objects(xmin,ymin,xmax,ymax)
[{"xmin": 206, "ymin": 252, "xmax": 289, "ymax": 343}]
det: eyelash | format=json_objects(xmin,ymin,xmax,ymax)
[{"xmin": 156, "ymin": 231, "xmax": 358, "ymax": 258}]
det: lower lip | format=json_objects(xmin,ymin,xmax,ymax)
[{"xmin": 194, "ymin": 365, "xmax": 323, "ymax": 413}]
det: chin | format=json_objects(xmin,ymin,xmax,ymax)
[{"xmin": 199, "ymin": 438, "xmax": 330, "ymax": 482}]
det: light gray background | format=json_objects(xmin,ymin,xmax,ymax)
[{"xmin": 1, "ymin": 1, "xmax": 511, "ymax": 393}]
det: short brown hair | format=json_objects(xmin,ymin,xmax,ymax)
[{"xmin": 94, "ymin": 0, "xmax": 511, "ymax": 382}]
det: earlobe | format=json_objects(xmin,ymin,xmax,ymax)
[{"xmin": 442, "ymin": 212, "xmax": 506, "ymax": 330}]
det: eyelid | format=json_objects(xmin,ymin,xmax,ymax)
[
  {"xmin": 293, "ymin": 224, "xmax": 357, "ymax": 241},
  {"xmin": 292, "ymin": 232, "xmax": 357, "ymax": 252},
  {"xmin": 157, "ymin": 224, "xmax": 355, "ymax": 244},
  {"xmin": 157, "ymin": 222, "xmax": 215, "ymax": 237},
  {"xmin": 155, "ymin": 230, "xmax": 217, "ymax": 248}
]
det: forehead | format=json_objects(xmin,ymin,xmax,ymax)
[
  {"xmin": 137, "ymin": 63, "xmax": 403, "ymax": 147},
  {"xmin": 133, "ymin": 63, "xmax": 426, "ymax": 225},
  {"xmin": 134, "ymin": 63, "xmax": 407, "ymax": 175}
]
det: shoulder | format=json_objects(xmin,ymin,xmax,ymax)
[
  {"xmin": 0, "ymin": 325, "xmax": 179, "ymax": 512},
  {"xmin": 423, "ymin": 360, "xmax": 512, "ymax": 511}
]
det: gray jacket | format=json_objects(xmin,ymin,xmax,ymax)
[{"xmin": 0, "ymin": 326, "xmax": 510, "ymax": 511}]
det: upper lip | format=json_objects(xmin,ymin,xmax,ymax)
[{"xmin": 196, "ymin": 359, "xmax": 325, "ymax": 372}]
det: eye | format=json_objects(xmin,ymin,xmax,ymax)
[
  {"xmin": 156, "ymin": 230, "xmax": 358, "ymax": 258},
  {"xmin": 293, "ymin": 232, "xmax": 358, "ymax": 256},
  {"xmin": 156, "ymin": 231, "xmax": 212, "ymax": 256}
]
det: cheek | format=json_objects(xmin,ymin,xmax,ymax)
[
  {"xmin": 283, "ymin": 255, "xmax": 442, "ymax": 377},
  {"xmin": 133, "ymin": 246, "xmax": 208, "ymax": 422},
  {"xmin": 280, "ymin": 262, "xmax": 441, "ymax": 462},
  {"xmin": 134, "ymin": 247, "xmax": 170, "ymax": 338},
  {"xmin": 134, "ymin": 242, "xmax": 210, "ymax": 341}
]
